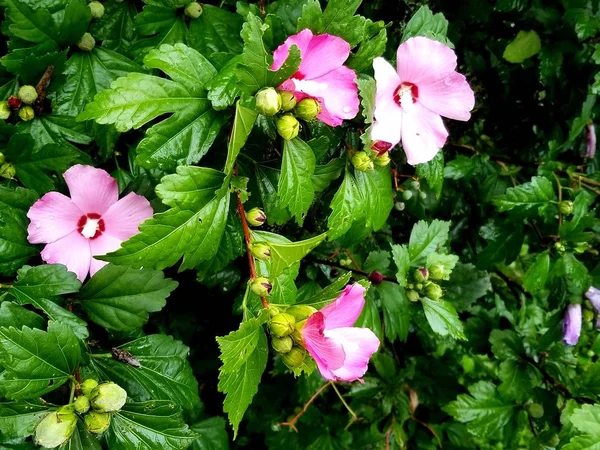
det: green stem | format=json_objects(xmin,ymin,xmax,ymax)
[
  {"xmin": 89, "ymin": 353, "xmax": 112, "ymax": 359},
  {"xmin": 331, "ymin": 382, "xmax": 358, "ymax": 426},
  {"xmin": 68, "ymin": 379, "xmax": 76, "ymax": 403},
  {"xmin": 242, "ymin": 284, "xmax": 251, "ymax": 321}
]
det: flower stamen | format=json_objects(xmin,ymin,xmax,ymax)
[{"xmin": 78, "ymin": 213, "xmax": 105, "ymax": 239}]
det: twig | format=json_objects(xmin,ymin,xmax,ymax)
[
  {"xmin": 331, "ymin": 382, "xmax": 359, "ymax": 429},
  {"xmin": 410, "ymin": 416, "xmax": 442, "ymax": 448},
  {"xmin": 280, "ymin": 381, "xmax": 331, "ymax": 432},
  {"xmin": 385, "ymin": 418, "xmax": 395, "ymax": 450},
  {"xmin": 309, "ymin": 257, "xmax": 398, "ymax": 284},
  {"xmin": 34, "ymin": 66, "xmax": 54, "ymax": 115}
]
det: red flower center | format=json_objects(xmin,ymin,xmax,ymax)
[
  {"xmin": 394, "ymin": 82, "xmax": 419, "ymax": 107},
  {"xmin": 77, "ymin": 213, "xmax": 105, "ymax": 239}
]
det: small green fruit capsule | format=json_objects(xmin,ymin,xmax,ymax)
[
  {"xmin": 559, "ymin": 200, "xmax": 573, "ymax": 215},
  {"xmin": 85, "ymin": 411, "xmax": 111, "ymax": 434},
  {"xmin": 281, "ymin": 346, "xmax": 306, "ymax": 369},
  {"xmin": 583, "ymin": 309, "xmax": 595, "ymax": 323},
  {"xmin": 246, "ymin": 207, "xmax": 266, "ymax": 226},
  {"xmin": 18, "ymin": 85, "xmax": 38, "ymax": 105},
  {"xmin": 374, "ymin": 152, "xmax": 391, "ymax": 166},
  {"xmin": 35, "ymin": 408, "xmax": 77, "ymax": 449},
  {"xmin": 271, "ymin": 336, "xmax": 293, "ymax": 354},
  {"xmin": 19, "ymin": 106, "xmax": 35, "ymax": 122},
  {"xmin": 0, "ymin": 163, "xmax": 16, "ymax": 179},
  {"xmin": 0, "ymin": 102, "xmax": 10, "ymax": 120},
  {"xmin": 413, "ymin": 268, "xmax": 429, "ymax": 283},
  {"xmin": 351, "ymin": 151, "xmax": 373, "ymax": 172},
  {"xmin": 406, "ymin": 290, "xmax": 420, "ymax": 302},
  {"xmin": 425, "ymin": 283, "xmax": 443, "ymax": 300},
  {"xmin": 88, "ymin": 1, "xmax": 105, "ymax": 19},
  {"xmin": 251, "ymin": 277, "xmax": 272, "ymax": 297},
  {"xmin": 255, "ymin": 87, "xmax": 281, "ymax": 116},
  {"xmin": 73, "ymin": 395, "xmax": 90, "ymax": 414},
  {"xmin": 269, "ymin": 313, "xmax": 296, "ymax": 338},
  {"xmin": 587, "ymin": 350, "xmax": 595, "ymax": 358},
  {"xmin": 415, "ymin": 283, "xmax": 423, "ymax": 291},
  {"xmin": 419, "ymin": 191, "xmax": 427, "ymax": 200},
  {"xmin": 80, "ymin": 379, "xmax": 99, "ymax": 397},
  {"xmin": 554, "ymin": 241, "xmax": 566, "ymax": 253},
  {"xmin": 285, "ymin": 305, "xmax": 317, "ymax": 321},
  {"xmin": 526, "ymin": 403, "xmax": 544, "ymax": 419},
  {"xmin": 279, "ymin": 91, "xmax": 297, "ymax": 111},
  {"xmin": 410, "ymin": 180, "xmax": 420, "ymax": 190},
  {"xmin": 294, "ymin": 98, "xmax": 321, "ymax": 121},
  {"xmin": 77, "ymin": 32, "xmax": 96, "ymax": 51},
  {"xmin": 276, "ymin": 115, "xmax": 300, "ymax": 140},
  {"xmin": 401, "ymin": 190, "xmax": 413, "ymax": 200},
  {"xmin": 250, "ymin": 243, "xmax": 271, "ymax": 261},
  {"xmin": 90, "ymin": 382, "xmax": 127, "ymax": 413},
  {"xmin": 184, "ymin": 2, "xmax": 203, "ymax": 19},
  {"xmin": 428, "ymin": 264, "xmax": 445, "ymax": 280},
  {"xmin": 394, "ymin": 201, "xmax": 405, "ymax": 211}
]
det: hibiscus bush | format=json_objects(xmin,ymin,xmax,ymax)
[{"xmin": 0, "ymin": 0, "xmax": 599, "ymax": 448}]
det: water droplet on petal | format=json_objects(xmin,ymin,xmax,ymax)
[
  {"xmin": 342, "ymin": 106, "xmax": 352, "ymax": 113},
  {"xmin": 35, "ymin": 222, "xmax": 41, "ymax": 229},
  {"xmin": 444, "ymin": 78, "xmax": 453, "ymax": 86}
]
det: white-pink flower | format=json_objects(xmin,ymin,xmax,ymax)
[
  {"xmin": 301, "ymin": 284, "xmax": 380, "ymax": 382},
  {"xmin": 272, "ymin": 29, "xmax": 359, "ymax": 127},
  {"xmin": 371, "ymin": 36, "xmax": 475, "ymax": 165},
  {"xmin": 27, "ymin": 165, "xmax": 153, "ymax": 282}
]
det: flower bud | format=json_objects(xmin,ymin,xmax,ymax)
[
  {"xmin": 279, "ymin": 91, "xmax": 297, "ymax": 111},
  {"xmin": 88, "ymin": 1, "xmax": 105, "ymax": 19},
  {"xmin": 184, "ymin": 2, "xmax": 203, "ymax": 19},
  {"xmin": 255, "ymin": 87, "xmax": 281, "ymax": 116},
  {"xmin": 559, "ymin": 200, "xmax": 573, "ymax": 215},
  {"xmin": 0, "ymin": 163, "xmax": 16, "ymax": 179},
  {"xmin": 285, "ymin": 305, "xmax": 317, "ymax": 321},
  {"xmin": 351, "ymin": 151, "xmax": 373, "ymax": 172},
  {"xmin": 410, "ymin": 180, "xmax": 420, "ymax": 190},
  {"xmin": 425, "ymin": 283, "xmax": 443, "ymax": 300},
  {"xmin": 80, "ymin": 379, "xmax": 98, "ymax": 397},
  {"xmin": 587, "ymin": 350, "xmax": 595, "ymax": 358},
  {"xmin": 563, "ymin": 304, "xmax": 582, "ymax": 346},
  {"xmin": 583, "ymin": 309, "xmax": 595, "ymax": 323},
  {"xmin": 85, "ymin": 411, "xmax": 111, "ymax": 434},
  {"xmin": 0, "ymin": 102, "xmax": 10, "ymax": 120},
  {"xmin": 291, "ymin": 319, "xmax": 306, "ymax": 346},
  {"xmin": 371, "ymin": 140, "xmax": 392, "ymax": 155},
  {"xmin": 554, "ymin": 241, "xmax": 566, "ymax": 253},
  {"xmin": 526, "ymin": 403, "xmax": 544, "ymax": 419},
  {"xmin": 73, "ymin": 395, "xmax": 90, "ymax": 414},
  {"xmin": 402, "ymin": 190, "xmax": 413, "ymax": 201},
  {"xmin": 0, "ymin": 153, "xmax": 4, "ymax": 165},
  {"xmin": 428, "ymin": 264, "xmax": 445, "ymax": 280},
  {"xmin": 276, "ymin": 115, "xmax": 300, "ymax": 140},
  {"xmin": 250, "ymin": 243, "xmax": 271, "ymax": 260},
  {"xmin": 77, "ymin": 32, "xmax": 96, "ymax": 52},
  {"xmin": 294, "ymin": 98, "xmax": 321, "ymax": 121},
  {"xmin": 406, "ymin": 290, "xmax": 420, "ymax": 302},
  {"xmin": 35, "ymin": 408, "xmax": 77, "ymax": 449},
  {"xmin": 368, "ymin": 271, "xmax": 384, "ymax": 285},
  {"xmin": 281, "ymin": 346, "xmax": 305, "ymax": 369},
  {"xmin": 246, "ymin": 207, "xmax": 266, "ymax": 227},
  {"xmin": 394, "ymin": 201, "xmax": 405, "ymax": 211},
  {"xmin": 414, "ymin": 268, "xmax": 429, "ymax": 283},
  {"xmin": 19, "ymin": 106, "xmax": 35, "ymax": 121},
  {"xmin": 90, "ymin": 382, "xmax": 127, "ymax": 413},
  {"xmin": 18, "ymin": 85, "xmax": 38, "ymax": 105},
  {"xmin": 373, "ymin": 152, "xmax": 391, "ymax": 166},
  {"xmin": 269, "ymin": 313, "xmax": 296, "ymax": 338},
  {"xmin": 7, "ymin": 96, "xmax": 21, "ymax": 109},
  {"xmin": 271, "ymin": 336, "xmax": 293, "ymax": 354},
  {"xmin": 419, "ymin": 191, "xmax": 427, "ymax": 200},
  {"xmin": 251, "ymin": 277, "xmax": 272, "ymax": 297}
]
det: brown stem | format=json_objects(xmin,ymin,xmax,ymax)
[
  {"xmin": 385, "ymin": 418, "xmax": 394, "ymax": 450},
  {"xmin": 258, "ymin": 0, "xmax": 266, "ymax": 17},
  {"xmin": 410, "ymin": 416, "xmax": 442, "ymax": 448},
  {"xmin": 280, "ymin": 381, "xmax": 331, "ymax": 432},
  {"xmin": 34, "ymin": 66, "xmax": 54, "ymax": 115}
]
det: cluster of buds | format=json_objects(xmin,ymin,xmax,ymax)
[
  {"xmin": 0, "ymin": 85, "xmax": 38, "ymax": 122},
  {"xmin": 254, "ymin": 87, "xmax": 322, "ymax": 140},
  {"xmin": 34, "ymin": 379, "xmax": 128, "ymax": 448},
  {"xmin": 267, "ymin": 305, "xmax": 317, "ymax": 369},
  {"xmin": 349, "ymin": 142, "xmax": 394, "ymax": 173},
  {"xmin": 406, "ymin": 267, "xmax": 445, "ymax": 302}
]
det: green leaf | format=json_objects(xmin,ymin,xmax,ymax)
[
  {"xmin": 312, "ymin": 158, "xmax": 344, "ymax": 193},
  {"xmin": 354, "ymin": 166, "xmax": 393, "ymax": 231},
  {"xmin": 266, "ymin": 232, "xmax": 327, "ymax": 278},
  {"xmin": 107, "ymin": 401, "xmax": 196, "ymax": 450},
  {"xmin": 555, "ymin": 252, "xmax": 591, "ymax": 298},
  {"xmin": 426, "ymin": 253, "xmax": 459, "ymax": 280},
  {"xmin": 60, "ymin": 419, "xmax": 102, "ymax": 450},
  {"xmin": 0, "ymin": 303, "xmax": 44, "ymax": 330},
  {"xmin": 130, "ymin": 5, "xmax": 187, "ymax": 60},
  {"xmin": 0, "ymin": 205, "xmax": 37, "ymax": 277},
  {"xmin": 297, "ymin": 272, "xmax": 353, "ymax": 308},
  {"xmin": 497, "ymin": 359, "xmax": 541, "ymax": 402},
  {"xmin": 489, "ymin": 329, "xmax": 524, "ymax": 360},
  {"xmin": 503, "ymin": 30, "xmax": 542, "ymax": 63},
  {"xmin": 408, "ymin": 220, "xmax": 451, "ymax": 266},
  {"xmin": 18, "ymin": 115, "xmax": 92, "ymax": 153},
  {"xmin": 347, "ymin": 22, "xmax": 387, "ymax": 73},
  {"xmin": 278, "ymin": 138, "xmax": 316, "ymax": 225},
  {"xmin": 256, "ymin": 165, "xmax": 291, "ymax": 225},
  {"xmin": 391, "ymin": 244, "xmax": 410, "ymax": 286},
  {"xmin": 188, "ymin": 5, "xmax": 243, "ymax": 58},
  {"xmin": 190, "ymin": 417, "xmax": 230, "ymax": 450},
  {"xmin": 444, "ymin": 263, "xmax": 490, "ymax": 311},
  {"xmin": 355, "ymin": 294, "xmax": 383, "ymax": 343},
  {"xmin": 156, "ymin": 166, "xmax": 226, "ymax": 210},
  {"xmin": 0, "ymin": 401, "xmax": 49, "ymax": 439},
  {"xmin": 225, "ymin": 103, "xmax": 258, "ymax": 176},
  {"xmin": 493, "ymin": 176, "xmax": 556, "ymax": 214},
  {"xmin": 207, "ymin": 55, "xmax": 242, "ymax": 110},
  {"xmin": 90, "ymin": 1, "xmax": 137, "ymax": 55},
  {"xmin": 378, "ymin": 282, "xmax": 410, "ymax": 342},
  {"xmin": 328, "ymin": 171, "xmax": 361, "ymax": 240},
  {"xmin": 415, "ymin": 153, "xmax": 444, "ymax": 198},
  {"xmin": 79, "ymin": 265, "xmax": 177, "ymax": 333},
  {"xmin": 570, "ymin": 405, "xmax": 600, "ymax": 437},
  {"xmin": 217, "ymin": 319, "xmax": 268, "ymax": 438},
  {"xmin": 401, "ymin": 5, "xmax": 452, "ymax": 46},
  {"xmin": 444, "ymin": 155, "xmax": 478, "ymax": 180},
  {"xmin": 91, "ymin": 335, "xmax": 200, "ymax": 413},
  {"xmin": 0, "ymin": 323, "xmax": 81, "ymax": 399},
  {"xmin": 522, "ymin": 251, "xmax": 551, "ymax": 294},
  {"xmin": 421, "ymin": 298, "xmax": 465, "ymax": 339}
]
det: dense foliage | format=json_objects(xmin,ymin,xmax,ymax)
[{"xmin": 0, "ymin": 0, "xmax": 598, "ymax": 448}]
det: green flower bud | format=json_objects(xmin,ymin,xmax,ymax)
[
  {"xmin": 351, "ymin": 151, "xmax": 373, "ymax": 172},
  {"xmin": 0, "ymin": 102, "xmax": 10, "ymax": 120},
  {"xmin": 80, "ymin": 379, "xmax": 98, "ymax": 397},
  {"xmin": 394, "ymin": 201, "xmax": 405, "ymax": 211},
  {"xmin": 269, "ymin": 313, "xmax": 296, "ymax": 338},
  {"xmin": 559, "ymin": 200, "xmax": 573, "ymax": 215},
  {"xmin": 255, "ymin": 87, "xmax": 281, "ymax": 116},
  {"xmin": 250, "ymin": 243, "xmax": 271, "ymax": 261},
  {"xmin": 587, "ymin": 350, "xmax": 595, "ymax": 358},
  {"xmin": 419, "ymin": 191, "xmax": 427, "ymax": 200},
  {"xmin": 415, "ymin": 283, "xmax": 423, "ymax": 291},
  {"xmin": 402, "ymin": 190, "xmax": 413, "ymax": 201},
  {"xmin": 373, "ymin": 152, "xmax": 391, "ymax": 166},
  {"xmin": 428, "ymin": 263, "xmax": 445, "ymax": 280},
  {"xmin": 88, "ymin": 1, "xmax": 105, "ymax": 19},
  {"xmin": 290, "ymin": 319, "xmax": 306, "ymax": 346},
  {"xmin": 77, "ymin": 32, "xmax": 96, "ymax": 52},
  {"xmin": 410, "ymin": 180, "xmax": 420, "ymax": 190},
  {"xmin": 285, "ymin": 305, "xmax": 317, "ymax": 321},
  {"xmin": 554, "ymin": 241, "xmax": 566, "ymax": 253},
  {"xmin": 526, "ymin": 403, "xmax": 544, "ymax": 419},
  {"xmin": 425, "ymin": 283, "xmax": 443, "ymax": 300},
  {"xmin": 90, "ymin": 382, "xmax": 127, "ymax": 413},
  {"xmin": 294, "ymin": 98, "xmax": 321, "ymax": 121},
  {"xmin": 276, "ymin": 115, "xmax": 300, "ymax": 140},
  {"xmin": 246, "ymin": 207, "xmax": 266, "ymax": 226},
  {"xmin": 184, "ymin": 2, "xmax": 203, "ymax": 19},
  {"xmin": 73, "ymin": 395, "xmax": 90, "ymax": 414},
  {"xmin": 251, "ymin": 277, "xmax": 272, "ymax": 297},
  {"xmin": 19, "ymin": 106, "xmax": 35, "ymax": 122},
  {"xmin": 279, "ymin": 91, "xmax": 297, "ymax": 111},
  {"xmin": 0, "ymin": 163, "xmax": 16, "ymax": 179},
  {"xmin": 546, "ymin": 434, "xmax": 560, "ymax": 447},
  {"xmin": 281, "ymin": 346, "xmax": 305, "ymax": 369},
  {"xmin": 340, "ymin": 258, "xmax": 352, "ymax": 267},
  {"xmin": 583, "ymin": 309, "xmax": 595, "ymax": 323},
  {"xmin": 18, "ymin": 85, "xmax": 38, "ymax": 105},
  {"xmin": 85, "ymin": 411, "xmax": 111, "ymax": 434},
  {"xmin": 406, "ymin": 290, "xmax": 420, "ymax": 302},
  {"xmin": 271, "ymin": 336, "xmax": 293, "ymax": 354},
  {"xmin": 413, "ymin": 268, "xmax": 429, "ymax": 283},
  {"xmin": 35, "ymin": 408, "xmax": 77, "ymax": 449}
]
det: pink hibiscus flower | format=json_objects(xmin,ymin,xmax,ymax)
[
  {"xmin": 27, "ymin": 165, "xmax": 153, "ymax": 282},
  {"xmin": 272, "ymin": 29, "xmax": 359, "ymax": 127},
  {"xmin": 301, "ymin": 284, "xmax": 380, "ymax": 382},
  {"xmin": 371, "ymin": 36, "xmax": 475, "ymax": 165}
]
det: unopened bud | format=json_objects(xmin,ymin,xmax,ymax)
[
  {"xmin": 0, "ymin": 102, "xmax": 10, "ymax": 120},
  {"xmin": 402, "ymin": 190, "xmax": 413, "ymax": 201},
  {"xmin": 554, "ymin": 241, "xmax": 566, "ymax": 253},
  {"xmin": 371, "ymin": 140, "xmax": 392, "ymax": 155},
  {"xmin": 281, "ymin": 346, "xmax": 305, "ymax": 369},
  {"xmin": 428, "ymin": 264, "xmax": 445, "ymax": 280},
  {"xmin": 285, "ymin": 305, "xmax": 317, "ymax": 321},
  {"xmin": 583, "ymin": 309, "xmax": 595, "ymax": 323},
  {"xmin": 279, "ymin": 91, "xmax": 297, "ymax": 111},
  {"xmin": 271, "ymin": 336, "xmax": 293, "ymax": 354},
  {"xmin": 250, "ymin": 243, "xmax": 270, "ymax": 260},
  {"xmin": 414, "ymin": 268, "xmax": 429, "ymax": 283},
  {"xmin": 374, "ymin": 152, "xmax": 391, "ymax": 166},
  {"xmin": 0, "ymin": 163, "xmax": 16, "ymax": 179},
  {"xmin": 184, "ymin": 2, "xmax": 203, "ymax": 19},
  {"xmin": 419, "ymin": 191, "xmax": 427, "ymax": 200},
  {"xmin": 90, "ymin": 382, "xmax": 127, "ymax": 413},
  {"xmin": 425, "ymin": 283, "xmax": 443, "ymax": 300},
  {"xmin": 77, "ymin": 32, "xmax": 96, "ymax": 51},
  {"xmin": 352, "ymin": 151, "xmax": 373, "ymax": 172},
  {"xmin": 269, "ymin": 313, "xmax": 296, "ymax": 337},
  {"xmin": 587, "ymin": 350, "xmax": 595, "ymax": 358},
  {"xmin": 291, "ymin": 319, "xmax": 306, "ymax": 346},
  {"xmin": 18, "ymin": 85, "xmax": 38, "ymax": 105},
  {"xmin": 85, "ymin": 411, "xmax": 111, "ymax": 434},
  {"xmin": 80, "ymin": 379, "xmax": 98, "ymax": 397},
  {"xmin": 294, "ymin": 98, "xmax": 321, "ymax": 121},
  {"xmin": 406, "ymin": 290, "xmax": 420, "ymax": 302},
  {"xmin": 368, "ymin": 271, "xmax": 384, "ymax": 285},
  {"xmin": 19, "ymin": 105, "xmax": 34, "ymax": 121},
  {"xmin": 73, "ymin": 395, "xmax": 90, "ymax": 414},
  {"xmin": 559, "ymin": 200, "xmax": 573, "ymax": 215},
  {"xmin": 251, "ymin": 277, "xmax": 272, "ymax": 297},
  {"xmin": 7, "ymin": 96, "xmax": 21, "ymax": 109},
  {"xmin": 394, "ymin": 201, "xmax": 405, "ymax": 211},
  {"xmin": 246, "ymin": 207, "xmax": 266, "ymax": 226},
  {"xmin": 88, "ymin": 1, "xmax": 105, "ymax": 19},
  {"xmin": 255, "ymin": 87, "xmax": 281, "ymax": 116},
  {"xmin": 35, "ymin": 408, "xmax": 77, "ymax": 449},
  {"xmin": 526, "ymin": 403, "xmax": 544, "ymax": 419},
  {"xmin": 276, "ymin": 115, "xmax": 300, "ymax": 140},
  {"xmin": 410, "ymin": 180, "xmax": 420, "ymax": 190}
]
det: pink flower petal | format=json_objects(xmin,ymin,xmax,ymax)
[
  {"xmin": 320, "ymin": 284, "xmax": 366, "ymax": 329},
  {"xmin": 396, "ymin": 37, "xmax": 458, "ymax": 87},
  {"xmin": 418, "ymin": 71, "xmax": 475, "ymax": 121},
  {"xmin": 64, "ymin": 165, "xmax": 118, "ymax": 215},
  {"xmin": 302, "ymin": 312, "xmax": 347, "ymax": 379},
  {"xmin": 325, "ymin": 327, "xmax": 380, "ymax": 381},
  {"xmin": 400, "ymin": 103, "xmax": 448, "ymax": 165},
  {"xmin": 89, "ymin": 233, "xmax": 124, "ymax": 277},
  {"xmin": 41, "ymin": 231, "xmax": 91, "ymax": 282},
  {"xmin": 27, "ymin": 192, "xmax": 83, "ymax": 244},
  {"xmin": 102, "ymin": 192, "xmax": 153, "ymax": 241},
  {"xmin": 371, "ymin": 57, "xmax": 403, "ymax": 147}
]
